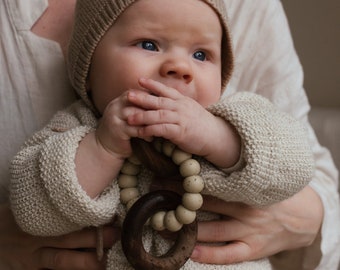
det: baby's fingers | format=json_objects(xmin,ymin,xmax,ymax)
[
  {"xmin": 136, "ymin": 123, "xmax": 181, "ymax": 141},
  {"xmin": 127, "ymin": 109, "xmax": 178, "ymax": 126},
  {"xmin": 127, "ymin": 90, "xmax": 175, "ymax": 111},
  {"xmin": 138, "ymin": 78, "xmax": 181, "ymax": 99}
]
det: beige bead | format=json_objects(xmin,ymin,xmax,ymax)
[
  {"xmin": 175, "ymin": 205, "xmax": 196, "ymax": 224},
  {"xmin": 128, "ymin": 154, "xmax": 141, "ymax": 165},
  {"xmin": 120, "ymin": 188, "xmax": 139, "ymax": 204},
  {"xmin": 182, "ymin": 193, "xmax": 203, "ymax": 211},
  {"xmin": 162, "ymin": 141, "xmax": 176, "ymax": 157},
  {"xmin": 183, "ymin": 175, "xmax": 204, "ymax": 193},
  {"xmin": 118, "ymin": 174, "xmax": 138, "ymax": 188},
  {"xmin": 172, "ymin": 149, "xmax": 192, "ymax": 165},
  {"xmin": 126, "ymin": 197, "xmax": 139, "ymax": 210},
  {"xmin": 121, "ymin": 161, "xmax": 140, "ymax": 176},
  {"xmin": 164, "ymin": 210, "xmax": 183, "ymax": 232},
  {"xmin": 151, "ymin": 211, "xmax": 166, "ymax": 231},
  {"xmin": 153, "ymin": 138, "xmax": 163, "ymax": 152},
  {"xmin": 179, "ymin": 159, "xmax": 200, "ymax": 177}
]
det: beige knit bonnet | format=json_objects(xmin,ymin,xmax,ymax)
[{"xmin": 67, "ymin": 0, "xmax": 234, "ymax": 112}]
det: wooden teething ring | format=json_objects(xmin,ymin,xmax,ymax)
[
  {"xmin": 120, "ymin": 138, "xmax": 203, "ymax": 269},
  {"xmin": 121, "ymin": 190, "xmax": 197, "ymax": 270}
]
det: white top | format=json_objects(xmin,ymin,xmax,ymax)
[
  {"xmin": 1, "ymin": 0, "xmax": 339, "ymax": 269},
  {"xmin": 0, "ymin": 0, "xmax": 75, "ymax": 200}
]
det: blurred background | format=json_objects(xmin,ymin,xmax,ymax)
[
  {"xmin": 281, "ymin": 0, "xmax": 340, "ymax": 107},
  {"xmin": 281, "ymin": 0, "xmax": 340, "ymax": 183}
]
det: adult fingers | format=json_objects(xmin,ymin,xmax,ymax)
[
  {"xmin": 35, "ymin": 248, "xmax": 104, "ymax": 270},
  {"xmin": 191, "ymin": 242, "xmax": 252, "ymax": 265},
  {"xmin": 197, "ymin": 219, "xmax": 249, "ymax": 243},
  {"xmin": 45, "ymin": 226, "xmax": 120, "ymax": 250},
  {"xmin": 201, "ymin": 195, "xmax": 256, "ymax": 218}
]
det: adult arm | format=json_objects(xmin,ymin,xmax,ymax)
[
  {"xmin": 0, "ymin": 203, "xmax": 119, "ymax": 270},
  {"xmin": 192, "ymin": 0, "xmax": 340, "ymax": 268},
  {"xmin": 1, "ymin": 1, "xmax": 121, "ymax": 269}
]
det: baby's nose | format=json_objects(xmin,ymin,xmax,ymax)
[{"xmin": 160, "ymin": 56, "xmax": 193, "ymax": 84}]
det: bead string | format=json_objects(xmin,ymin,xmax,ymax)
[{"xmin": 118, "ymin": 139, "xmax": 204, "ymax": 232}]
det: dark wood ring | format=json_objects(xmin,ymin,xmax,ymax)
[{"xmin": 121, "ymin": 190, "xmax": 197, "ymax": 270}]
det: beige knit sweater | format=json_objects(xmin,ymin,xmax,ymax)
[{"xmin": 10, "ymin": 92, "xmax": 314, "ymax": 269}]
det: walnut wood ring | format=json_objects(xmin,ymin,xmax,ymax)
[{"xmin": 121, "ymin": 190, "xmax": 197, "ymax": 270}]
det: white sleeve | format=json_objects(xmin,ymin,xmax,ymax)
[{"xmin": 225, "ymin": 0, "xmax": 340, "ymax": 268}]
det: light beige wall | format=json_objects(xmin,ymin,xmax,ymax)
[{"xmin": 281, "ymin": 0, "xmax": 340, "ymax": 107}]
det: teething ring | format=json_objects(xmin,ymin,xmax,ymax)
[{"xmin": 121, "ymin": 190, "xmax": 197, "ymax": 270}]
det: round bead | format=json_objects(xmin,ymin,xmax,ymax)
[
  {"xmin": 151, "ymin": 211, "xmax": 166, "ymax": 231},
  {"xmin": 164, "ymin": 210, "xmax": 183, "ymax": 232},
  {"xmin": 128, "ymin": 154, "xmax": 141, "ymax": 165},
  {"xmin": 145, "ymin": 217, "xmax": 151, "ymax": 226},
  {"xmin": 182, "ymin": 193, "xmax": 203, "ymax": 211},
  {"xmin": 126, "ymin": 197, "xmax": 139, "ymax": 210},
  {"xmin": 179, "ymin": 159, "xmax": 200, "ymax": 177},
  {"xmin": 162, "ymin": 141, "xmax": 176, "ymax": 157},
  {"xmin": 175, "ymin": 205, "xmax": 196, "ymax": 224},
  {"xmin": 121, "ymin": 161, "xmax": 140, "ymax": 176},
  {"xmin": 172, "ymin": 149, "xmax": 192, "ymax": 165},
  {"xmin": 118, "ymin": 174, "xmax": 138, "ymax": 188},
  {"xmin": 183, "ymin": 175, "xmax": 204, "ymax": 193},
  {"xmin": 153, "ymin": 138, "xmax": 163, "ymax": 152},
  {"xmin": 119, "ymin": 141, "xmax": 205, "ymax": 237},
  {"xmin": 120, "ymin": 188, "xmax": 139, "ymax": 204}
]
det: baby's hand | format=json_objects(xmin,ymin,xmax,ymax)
[
  {"xmin": 126, "ymin": 78, "xmax": 232, "ymax": 164},
  {"xmin": 95, "ymin": 91, "xmax": 145, "ymax": 159},
  {"xmin": 76, "ymin": 92, "xmax": 150, "ymax": 197}
]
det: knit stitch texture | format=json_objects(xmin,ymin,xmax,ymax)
[{"xmin": 10, "ymin": 92, "xmax": 314, "ymax": 269}]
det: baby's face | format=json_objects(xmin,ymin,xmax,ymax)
[{"xmin": 89, "ymin": 0, "xmax": 223, "ymax": 114}]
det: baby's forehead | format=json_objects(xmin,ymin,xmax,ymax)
[
  {"xmin": 109, "ymin": 0, "xmax": 223, "ymax": 43},
  {"xmin": 113, "ymin": 0, "xmax": 222, "ymax": 26}
]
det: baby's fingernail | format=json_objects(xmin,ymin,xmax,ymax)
[{"xmin": 128, "ymin": 91, "xmax": 136, "ymax": 98}]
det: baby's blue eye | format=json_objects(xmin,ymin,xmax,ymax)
[
  {"xmin": 137, "ymin": 41, "xmax": 158, "ymax": 51},
  {"xmin": 193, "ymin": 51, "xmax": 206, "ymax": 61}
]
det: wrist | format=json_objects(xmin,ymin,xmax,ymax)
[
  {"xmin": 94, "ymin": 131, "xmax": 128, "ymax": 161},
  {"xmin": 204, "ymin": 117, "xmax": 241, "ymax": 168},
  {"xmin": 76, "ymin": 131, "xmax": 125, "ymax": 198},
  {"xmin": 94, "ymin": 118, "xmax": 134, "ymax": 160}
]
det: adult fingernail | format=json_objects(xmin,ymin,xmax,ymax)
[{"xmin": 191, "ymin": 247, "xmax": 199, "ymax": 260}]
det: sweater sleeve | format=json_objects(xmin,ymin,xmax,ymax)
[
  {"xmin": 10, "ymin": 101, "xmax": 120, "ymax": 236},
  {"xmin": 199, "ymin": 92, "xmax": 315, "ymax": 206}
]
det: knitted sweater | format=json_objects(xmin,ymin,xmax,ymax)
[{"xmin": 10, "ymin": 92, "xmax": 314, "ymax": 269}]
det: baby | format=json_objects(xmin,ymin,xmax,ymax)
[{"xmin": 10, "ymin": 0, "xmax": 314, "ymax": 269}]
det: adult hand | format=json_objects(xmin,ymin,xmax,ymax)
[
  {"xmin": 190, "ymin": 185, "xmax": 323, "ymax": 264},
  {"xmin": 0, "ymin": 203, "xmax": 119, "ymax": 270}
]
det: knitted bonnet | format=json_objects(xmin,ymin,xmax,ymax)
[{"xmin": 67, "ymin": 0, "xmax": 234, "ymax": 111}]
